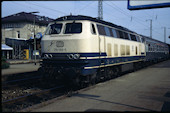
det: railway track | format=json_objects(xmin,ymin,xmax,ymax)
[
  {"xmin": 2, "ymin": 75, "xmax": 42, "ymax": 89},
  {"xmin": 2, "ymin": 71, "xmax": 66, "ymax": 112},
  {"xmin": 2, "ymin": 85, "xmax": 64, "ymax": 105},
  {"xmin": 2, "ymin": 79, "xmax": 66, "ymax": 112}
]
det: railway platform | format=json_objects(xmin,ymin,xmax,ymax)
[
  {"xmin": 30, "ymin": 60, "xmax": 170, "ymax": 112},
  {"xmin": 7, "ymin": 59, "xmax": 40, "ymax": 64},
  {"xmin": 2, "ymin": 60, "xmax": 40, "ymax": 76}
]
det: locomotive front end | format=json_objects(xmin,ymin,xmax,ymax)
[{"xmin": 40, "ymin": 19, "xmax": 94, "ymax": 86}]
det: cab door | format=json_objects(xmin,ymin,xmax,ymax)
[
  {"xmin": 99, "ymin": 35, "xmax": 106, "ymax": 66},
  {"xmin": 97, "ymin": 25, "xmax": 106, "ymax": 79}
]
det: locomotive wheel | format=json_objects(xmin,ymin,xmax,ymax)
[
  {"xmin": 75, "ymin": 76, "xmax": 80, "ymax": 87},
  {"xmin": 90, "ymin": 73, "xmax": 97, "ymax": 85},
  {"xmin": 96, "ymin": 69, "xmax": 102, "ymax": 83},
  {"xmin": 106, "ymin": 67, "xmax": 113, "ymax": 80},
  {"xmin": 112, "ymin": 66, "xmax": 120, "ymax": 77},
  {"xmin": 133, "ymin": 63, "xmax": 139, "ymax": 71},
  {"xmin": 72, "ymin": 75, "xmax": 81, "ymax": 89}
]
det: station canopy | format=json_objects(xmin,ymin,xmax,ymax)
[{"xmin": 1, "ymin": 44, "xmax": 13, "ymax": 50}]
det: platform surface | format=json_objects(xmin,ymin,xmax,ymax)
[
  {"xmin": 2, "ymin": 63, "xmax": 40, "ymax": 75},
  {"xmin": 32, "ymin": 60, "xmax": 170, "ymax": 112}
]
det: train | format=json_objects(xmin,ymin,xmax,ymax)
[{"xmin": 39, "ymin": 15, "xmax": 169, "ymax": 87}]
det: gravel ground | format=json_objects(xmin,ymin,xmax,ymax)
[{"xmin": 2, "ymin": 78, "xmax": 65, "ymax": 112}]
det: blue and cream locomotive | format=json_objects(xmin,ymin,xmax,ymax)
[{"xmin": 40, "ymin": 15, "xmax": 169, "ymax": 86}]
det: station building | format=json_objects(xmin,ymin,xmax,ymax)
[{"xmin": 1, "ymin": 12, "xmax": 54, "ymax": 59}]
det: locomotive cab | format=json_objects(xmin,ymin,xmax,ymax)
[
  {"xmin": 40, "ymin": 18, "xmax": 100, "ymax": 86},
  {"xmin": 41, "ymin": 20, "xmax": 98, "ymax": 60}
]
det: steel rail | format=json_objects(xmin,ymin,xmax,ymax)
[{"xmin": 2, "ymin": 76, "xmax": 42, "ymax": 84}]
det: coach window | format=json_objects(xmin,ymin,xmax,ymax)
[
  {"xmin": 148, "ymin": 44, "xmax": 151, "ymax": 51},
  {"xmin": 91, "ymin": 24, "xmax": 96, "ymax": 35},
  {"xmin": 159, "ymin": 46, "xmax": 161, "ymax": 51},
  {"xmin": 154, "ymin": 45, "xmax": 156, "ymax": 51},
  {"xmin": 97, "ymin": 25, "xmax": 106, "ymax": 36},
  {"xmin": 158, "ymin": 46, "xmax": 160, "ymax": 51},
  {"xmin": 157, "ymin": 45, "xmax": 159, "ymax": 51},
  {"xmin": 161, "ymin": 46, "xmax": 163, "ymax": 51}
]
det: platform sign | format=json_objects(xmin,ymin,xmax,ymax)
[{"xmin": 128, "ymin": 0, "xmax": 170, "ymax": 10}]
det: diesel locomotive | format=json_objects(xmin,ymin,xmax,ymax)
[{"xmin": 39, "ymin": 15, "xmax": 169, "ymax": 87}]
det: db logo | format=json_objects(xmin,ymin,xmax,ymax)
[{"xmin": 56, "ymin": 41, "xmax": 64, "ymax": 47}]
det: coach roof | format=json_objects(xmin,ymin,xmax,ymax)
[{"xmin": 54, "ymin": 15, "xmax": 136, "ymax": 34}]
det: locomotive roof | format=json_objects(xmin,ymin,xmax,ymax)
[
  {"xmin": 54, "ymin": 15, "xmax": 168, "ymax": 45},
  {"xmin": 54, "ymin": 15, "xmax": 136, "ymax": 34}
]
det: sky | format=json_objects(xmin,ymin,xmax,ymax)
[{"xmin": 1, "ymin": 1, "xmax": 170, "ymax": 44}]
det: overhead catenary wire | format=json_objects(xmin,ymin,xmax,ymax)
[
  {"xmin": 104, "ymin": 2, "xmax": 149, "ymax": 29},
  {"xmin": 11, "ymin": 2, "xmax": 58, "ymax": 18},
  {"xmin": 104, "ymin": 1, "xmax": 164, "ymax": 37},
  {"xmin": 26, "ymin": 2, "xmax": 68, "ymax": 16},
  {"xmin": 109, "ymin": 1, "xmax": 167, "ymax": 36},
  {"xmin": 75, "ymin": 1, "xmax": 96, "ymax": 14}
]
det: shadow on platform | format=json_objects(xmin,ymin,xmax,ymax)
[{"xmin": 74, "ymin": 93, "xmax": 155, "ymax": 111}]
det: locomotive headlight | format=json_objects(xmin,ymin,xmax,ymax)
[
  {"xmin": 44, "ymin": 54, "xmax": 49, "ymax": 59},
  {"xmin": 43, "ymin": 54, "xmax": 53, "ymax": 59},
  {"xmin": 67, "ymin": 54, "xmax": 80, "ymax": 60},
  {"xmin": 67, "ymin": 54, "xmax": 74, "ymax": 60},
  {"xmin": 49, "ymin": 54, "xmax": 53, "ymax": 58},
  {"xmin": 73, "ymin": 54, "xmax": 80, "ymax": 59}
]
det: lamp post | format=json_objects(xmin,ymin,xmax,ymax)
[
  {"xmin": 162, "ymin": 27, "xmax": 170, "ymax": 43},
  {"xmin": 146, "ymin": 19, "xmax": 152, "ymax": 39},
  {"xmin": 163, "ymin": 27, "xmax": 166, "ymax": 43},
  {"xmin": 167, "ymin": 28, "xmax": 170, "ymax": 44},
  {"xmin": 29, "ymin": 11, "xmax": 39, "ymax": 65}
]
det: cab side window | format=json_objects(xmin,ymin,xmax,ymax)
[
  {"xmin": 91, "ymin": 24, "xmax": 96, "ymax": 35},
  {"xmin": 130, "ymin": 34, "xmax": 137, "ymax": 41},
  {"xmin": 118, "ymin": 30, "xmax": 124, "ymax": 39},
  {"xmin": 97, "ymin": 24, "xmax": 106, "ymax": 36},
  {"xmin": 111, "ymin": 29, "xmax": 118, "ymax": 38},
  {"xmin": 104, "ymin": 26, "xmax": 111, "ymax": 37}
]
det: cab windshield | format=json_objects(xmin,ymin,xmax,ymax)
[
  {"xmin": 64, "ymin": 23, "xmax": 82, "ymax": 34},
  {"xmin": 45, "ymin": 23, "xmax": 62, "ymax": 35}
]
